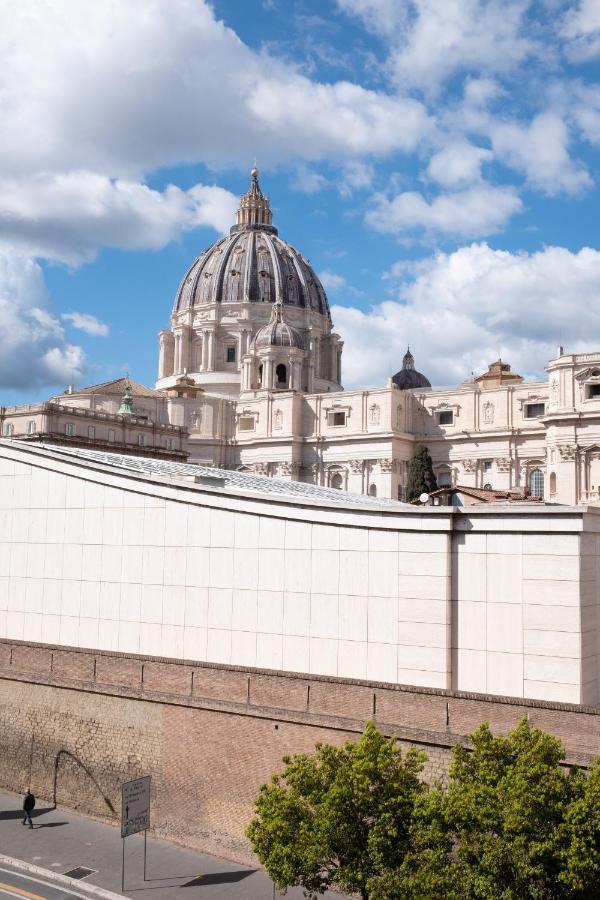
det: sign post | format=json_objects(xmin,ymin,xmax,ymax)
[{"xmin": 121, "ymin": 776, "xmax": 151, "ymax": 892}]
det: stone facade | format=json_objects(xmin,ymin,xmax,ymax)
[{"xmin": 0, "ymin": 640, "xmax": 598, "ymax": 863}]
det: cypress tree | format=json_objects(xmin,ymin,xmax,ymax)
[{"xmin": 406, "ymin": 446, "xmax": 438, "ymax": 501}]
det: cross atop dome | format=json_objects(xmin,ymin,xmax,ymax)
[{"xmin": 235, "ymin": 164, "xmax": 273, "ymax": 231}]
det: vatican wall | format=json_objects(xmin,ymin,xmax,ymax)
[
  {"xmin": 0, "ymin": 439, "xmax": 599, "ymax": 707},
  {"xmin": 0, "ymin": 642, "xmax": 598, "ymax": 864}
]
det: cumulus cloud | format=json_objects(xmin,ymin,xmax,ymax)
[
  {"xmin": 0, "ymin": 0, "xmax": 430, "ymax": 180},
  {"xmin": 426, "ymin": 140, "xmax": 493, "ymax": 187},
  {"xmin": 61, "ymin": 312, "xmax": 110, "ymax": 337},
  {"xmin": 561, "ymin": 0, "xmax": 600, "ymax": 61},
  {"xmin": 337, "ymin": 0, "xmax": 538, "ymax": 93},
  {"xmin": 334, "ymin": 243, "xmax": 600, "ymax": 389},
  {"xmin": 0, "ymin": 255, "xmax": 85, "ymax": 390},
  {"xmin": 365, "ymin": 183, "xmax": 522, "ymax": 238},
  {"xmin": 0, "ymin": 173, "xmax": 238, "ymax": 265},
  {"xmin": 489, "ymin": 112, "xmax": 592, "ymax": 195}
]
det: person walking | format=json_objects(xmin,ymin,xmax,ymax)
[{"xmin": 22, "ymin": 790, "xmax": 35, "ymax": 828}]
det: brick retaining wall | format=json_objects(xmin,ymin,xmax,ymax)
[{"xmin": 0, "ymin": 639, "xmax": 598, "ymax": 863}]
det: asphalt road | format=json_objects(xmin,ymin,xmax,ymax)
[{"xmin": 0, "ymin": 862, "xmax": 103, "ymax": 900}]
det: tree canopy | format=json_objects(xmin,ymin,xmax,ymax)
[
  {"xmin": 246, "ymin": 721, "xmax": 426, "ymax": 899},
  {"xmin": 405, "ymin": 445, "xmax": 438, "ymax": 501},
  {"xmin": 248, "ymin": 720, "xmax": 600, "ymax": 900}
]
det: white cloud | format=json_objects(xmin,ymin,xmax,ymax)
[
  {"xmin": 0, "ymin": 0, "xmax": 430, "ymax": 180},
  {"xmin": 0, "ymin": 172, "xmax": 238, "ymax": 265},
  {"xmin": 561, "ymin": 0, "xmax": 600, "ymax": 61},
  {"xmin": 338, "ymin": 0, "xmax": 538, "ymax": 92},
  {"xmin": 365, "ymin": 183, "xmax": 522, "ymax": 237},
  {"xmin": 61, "ymin": 312, "xmax": 110, "ymax": 337},
  {"xmin": 319, "ymin": 270, "xmax": 347, "ymax": 290},
  {"xmin": 489, "ymin": 112, "xmax": 592, "ymax": 195},
  {"xmin": 0, "ymin": 254, "xmax": 85, "ymax": 390},
  {"xmin": 290, "ymin": 166, "xmax": 330, "ymax": 194},
  {"xmin": 426, "ymin": 141, "xmax": 493, "ymax": 187},
  {"xmin": 334, "ymin": 243, "xmax": 600, "ymax": 389}
]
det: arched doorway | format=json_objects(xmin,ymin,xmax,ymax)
[{"xmin": 330, "ymin": 472, "xmax": 343, "ymax": 490}]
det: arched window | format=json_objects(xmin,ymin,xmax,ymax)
[
  {"xmin": 258, "ymin": 364, "xmax": 263, "ymax": 387},
  {"xmin": 276, "ymin": 363, "xmax": 287, "ymax": 387},
  {"xmin": 549, "ymin": 472, "xmax": 557, "ymax": 496},
  {"xmin": 483, "ymin": 482, "xmax": 492, "ymax": 490},
  {"xmin": 4, "ymin": 423, "xmax": 13, "ymax": 437},
  {"xmin": 530, "ymin": 468, "xmax": 544, "ymax": 499},
  {"xmin": 330, "ymin": 472, "xmax": 343, "ymax": 490},
  {"xmin": 368, "ymin": 484, "xmax": 377, "ymax": 497}
]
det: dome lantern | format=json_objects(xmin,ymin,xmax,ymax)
[{"xmin": 234, "ymin": 166, "xmax": 274, "ymax": 232}]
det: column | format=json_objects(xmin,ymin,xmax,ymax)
[
  {"xmin": 207, "ymin": 330, "xmax": 216, "ymax": 371},
  {"xmin": 330, "ymin": 340, "xmax": 337, "ymax": 382},
  {"xmin": 264, "ymin": 358, "xmax": 274, "ymax": 391},
  {"xmin": 201, "ymin": 332, "xmax": 209, "ymax": 371},
  {"xmin": 174, "ymin": 333, "xmax": 181, "ymax": 374}
]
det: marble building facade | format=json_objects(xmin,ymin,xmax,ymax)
[{"xmin": 3, "ymin": 169, "xmax": 600, "ymax": 505}]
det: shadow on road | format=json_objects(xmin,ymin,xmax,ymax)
[
  {"xmin": 182, "ymin": 870, "xmax": 256, "ymax": 887},
  {"xmin": 33, "ymin": 821, "xmax": 69, "ymax": 829},
  {"xmin": 0, "ymin": 808, "xmax": 55, "ymax": 821}
]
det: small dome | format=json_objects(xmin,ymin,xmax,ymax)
[
  {"xmin": 392, "ymin": 348, "xmax": 431, "ymax": 390},
  {"xmin": 252, "ymin": 302, "xmax": 305, "ymax": 350}
]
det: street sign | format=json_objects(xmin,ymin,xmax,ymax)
[{"xmin": 121, "ymin": 776, "xmax": 151, "ymax": 838}]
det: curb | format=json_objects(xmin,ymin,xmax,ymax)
[{"xmin": 0, "ymin": 854, "xmax": 124, "ymax": 900}]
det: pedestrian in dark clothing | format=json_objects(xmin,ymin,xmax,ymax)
[{"xmin": 22, "ymin": 790, "xmax": 35, "ymax": 828}]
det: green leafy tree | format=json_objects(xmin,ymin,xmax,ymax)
[
  {"xmin": 246, "ymin": 721, "xmax": 427, "ymax": 899},
  {"xmin": 405, "ymin": 445, "xmax": 437, "ymax": 502},
  {"xmin": 371, "ymin": 719, "xmax": 596, "ymax": 900},
  {"xmin": 558, "ymin": 757, "xmax": 600, "ymax": 897}
]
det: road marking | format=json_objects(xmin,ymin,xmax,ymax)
[
  {"xmin": 0, "ymin": 882, "xmax": 46, "ymax": 900},
  {"xmin": 0, "ymin": 869, "xmax": 104, "ymax": 900}
]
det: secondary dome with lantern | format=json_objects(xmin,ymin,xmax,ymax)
[
  {"xmin": 252, "ymin": 302, "xmax": 305, "ymax": 350},
  {"xmin": 173, "ymin": 167, "xmax": 331, "ymax": 318},
  {"xmin": 392, "ymin": 348, "xmax": 432, "ymax": 390}
]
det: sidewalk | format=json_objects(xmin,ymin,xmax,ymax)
[{"xmin": 0, "ymin": 790, "xmax": 343, "ymax": 899}]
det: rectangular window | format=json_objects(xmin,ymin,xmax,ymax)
[
  {"xmin": 65, "ymin": 423, "xmax": 75, "ymax": 437},
  {"xmin": 165, "ymin": 437, "xmax": 174, "ymax": 450},
  {"xmin": 524, "ymin": 402, "xmax": 545, "ymax": 418},
  {"xmin": 108, "ymin": 429, "xmax": 115, "ymax": 442},
  {"xmin": 137, "ymin": 433, "xmax": 146, "ymax": 446},
  {"xmin": 27, "ymin": 421, "xmax": 36, "ymax": 435},
  {"xmin": 438, "ymin": 410, "xmax": 453, "ymax": 426},
  {"xmin": 327, "ymin": 411, "xmax": 347, "ymax": 427},
  {"xmin": 483, "ymin": 459, "xmax": 492, "ymax": 471},
  {"xmin": 4, "ymin": 423, "xmax": 13, "ymax": 437},
  {"xmin": 88, "ymin": 425, "xmax": 95, "ymax": 439},
  {"xmin": 587, "ymin": 384, "xmax": 600, "ymax": 398},
  {"xmin": 239, "ymin": 416, "xmax": 255, "ymax": 431},
  {"xmin": 226, "ymin": 346, "xmax": 236, "ymax": 363}
]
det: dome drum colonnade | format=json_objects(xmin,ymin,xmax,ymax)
[{"xmin": 157, "ymin": 168, "xmax": 343, "ymax": 397}]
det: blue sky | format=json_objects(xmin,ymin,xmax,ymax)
[{"xmin": 1, "ymin": 0, "xmax": 599, "ymax": 404}]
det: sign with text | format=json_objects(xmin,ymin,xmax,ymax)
[{"xmin": 121, "ymin": 776, "xmax": 151, "ymax": 838}]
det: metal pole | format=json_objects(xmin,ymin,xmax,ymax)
[
  {"xmin": 143, "ymin": 829, "xmax": 147, "ymax": 881},
  {"xmin": 121, "ymin": 836, "xmax": 125, "ymax": 893}
]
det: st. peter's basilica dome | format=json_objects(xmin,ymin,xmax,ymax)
[{"xmin": 172, "ymin": 168, "xmax": 330, "ymax": 319}]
